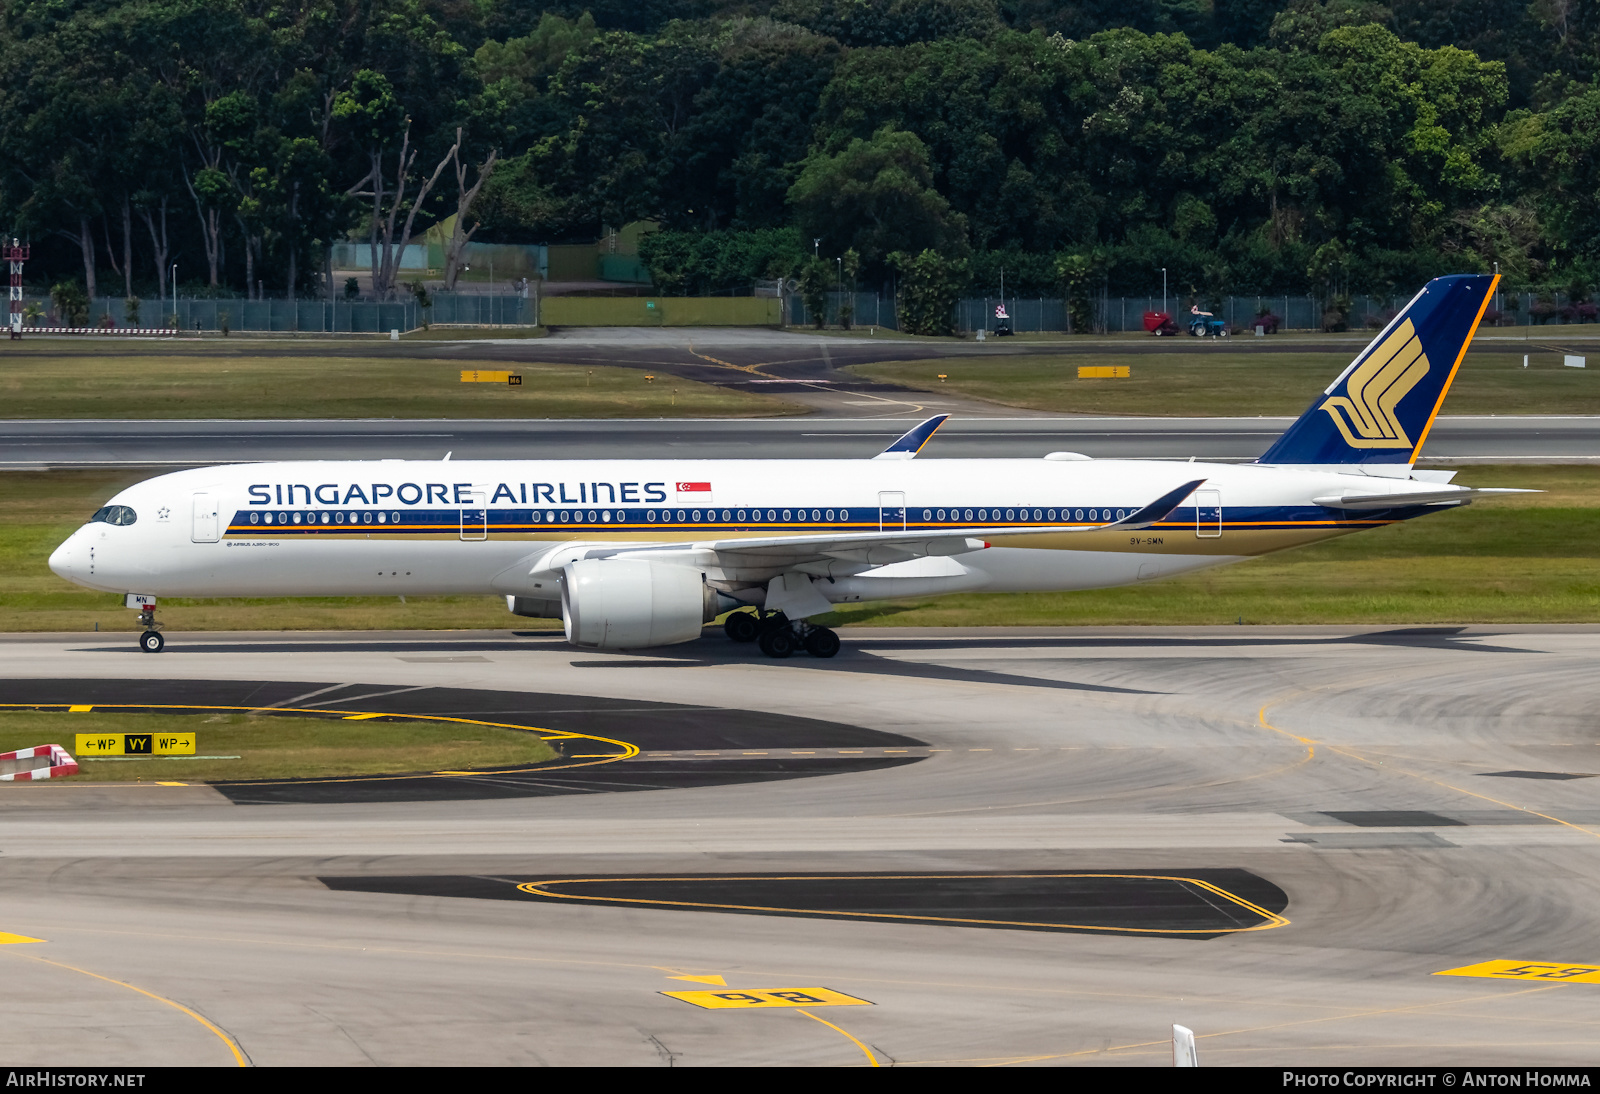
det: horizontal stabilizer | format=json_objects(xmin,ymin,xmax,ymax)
[
  {"xmin": 872, "ymin": 415, "xmax": 948, "ymax": 460},
  {"xmin": 1314, "ymin": 487, "xmax": 1538, "ymax": 510}
]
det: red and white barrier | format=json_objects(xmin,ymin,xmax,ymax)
[
  {"xmin": 17, "ymin": 327, "xmax": 178, "ymax": 335},
  {"xmin": 0, "ymin": 744, "xmax": 79, "ymax": 781}
]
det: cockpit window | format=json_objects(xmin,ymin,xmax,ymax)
[{"xmin": 89, "ymin": 505, "xmax": 137, "ymax": 526}]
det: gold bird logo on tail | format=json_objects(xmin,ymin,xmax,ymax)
[{"xmin": 1319, "ymin": 319, "xmax": 1430, "ymax": 449}]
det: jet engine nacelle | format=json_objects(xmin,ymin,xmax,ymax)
[{"xmin": 561, "ymin": 558, "xmax": 719, "ymax": 649}]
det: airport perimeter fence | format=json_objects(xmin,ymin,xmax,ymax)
[
  {"xmin": 15, "ymin": 288, "xmax": 1590, "ymax": 334},
  {"xmin": 788, "ymin": 290, "xmax": 1590, "ymax": 333},
  {"xmin": 19, "ymin": 292, "xmax": 535, "ymax": 333}
]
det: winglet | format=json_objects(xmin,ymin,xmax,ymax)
[
  {"xmin": 1116, "ymin": 479, "xmax": 1206, "ymax": 529},
  {"xmin": 872, "ymin": 415, "xmax": 948, "ymax": 460}
]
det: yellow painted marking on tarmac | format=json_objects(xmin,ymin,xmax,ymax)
[
  {"xmin": 517, "ymin": 873, "xmax": 1288, "ymax": 936},
  {"xmin": 0, "ymin": 703, "xmax": 638, "ymax": 783},
  {"xmin": 663, "ymin": 987, "xmax": 871, "ymax": 1010},
  {"xmin": 68, "ymin": 705, "xmax": 92, "ymax": 713},
  {"xmin": 341, "ymin": 712, "xmax": 385, "ymax": 720},
  {"xmin": 1436, "ymin": 960, "xmax": 1600, "ymax": 984},
  {"xmin": 156, "ymin": 781, "xmax": 187, "ymax": 786},
  {"xmin": 797, "ymin": 1009, "xmax": 881, "ymax": 1067},
  {"xmin": 12, "ymin": 954, "xmax": 248, "ymax": 1066},
  {"xmin": 1259, "ymin": 690, "xmax": 1600, "ymax": 844},
  {"xmin": 0, "ymin": 932, "xmax": 45, "ymax": 944},
  {"xmin": 666, "ymin": 973, "xmax": 727, "ymax": 986}
]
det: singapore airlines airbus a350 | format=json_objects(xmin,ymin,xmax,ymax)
[{"xmin": 50, "ymin": 273, "xmax": 1525, "ymax": 658}]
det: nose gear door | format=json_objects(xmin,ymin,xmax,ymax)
[{"xmin": 191, "ymin": 493, "xmax": 219, "ymax": 542}]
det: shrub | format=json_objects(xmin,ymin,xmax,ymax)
[
  {"xmin": 889, "ymin": 249, "xmax": 966, "ymax": 336},
  {"xmin": 49, "ymin": 281, "xmax": 88, "ymax": 327}
]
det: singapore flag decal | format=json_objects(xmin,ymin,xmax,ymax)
[{"xmin": 675, "ymin": 482, "xmax": 712, "ymax": 494}]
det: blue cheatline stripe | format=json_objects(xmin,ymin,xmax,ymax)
[{"xmin": 226, "ymin": 502, "xmax": 1425, "ymax": 537}]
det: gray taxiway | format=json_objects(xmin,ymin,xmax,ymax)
[
  {"xmin": 3, "ymin": 625, "xmax": 1600, "ymax": 1066},
  {"xmin": 3, "ymin": 414, "xmax": 1596, "ymax": 468}
]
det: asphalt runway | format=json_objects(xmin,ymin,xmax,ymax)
[
  {"xmin": 4, "ymin": 624, "xmax": 1600, "ymax": 1066},
  {"xmin": 6, "ymin": 414, "xmax": 1597, "ymax": 467}
]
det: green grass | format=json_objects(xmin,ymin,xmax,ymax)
[
  {"xmin": 0, "ymin": 345, "xmax": 798, "ymax": 419},
  {"xmin": 2, "ymin": 466, "xmax": 1594, "ymax": 631},
  {"xmin": 846, "ymin": 350, "xmax": 1600, "ymax": 417},
  {"xmin": 0, "ymin": 710, "xmax": 557, "ymax": 782}
]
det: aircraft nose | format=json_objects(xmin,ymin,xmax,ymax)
[{"xmin": 49, "ymin": 531, "xmax": 83, "ymax": 582}]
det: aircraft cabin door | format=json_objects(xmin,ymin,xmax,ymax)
[
  {"xmin": 878, "ymin": 490, "xmax": 906, "ymax": 531},
  {"xmin": 1194, "ymin": 489, "xmax": 1222, "ymax": 538},
  {"xmin": 191, "ymin": 493, "xmax": 219, "ymax": 542},
  {"xmin": 460, "ymin": 490, "xmax": 488, "ymax": 541}
]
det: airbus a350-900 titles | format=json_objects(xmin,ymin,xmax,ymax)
[{"xmin": 51, "ymin": 274, "xmax": 1526, "ymax": 658}]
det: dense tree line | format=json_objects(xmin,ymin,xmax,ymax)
[{"xmin": 1, "ymin": 0, "xmax": 1596, "ymax": 311}]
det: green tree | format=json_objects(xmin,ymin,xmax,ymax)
[
  {"xmin": 890, "ymin": 248, "xmax": 966, "ymax": 335},
  {"xmin": 1502, "ymin": 85, "xmax": 1600, "ymax": 268},
  {"xmin": 789, "ymin": 128, "xmax": 968, "ymax": 268},
  {"xmin": 638, "ymin": 227, "xmax": 805, "ymax": 295},
  {"xmin": 1055, "ymin": 251, "xmax": 1097, "ymax": 332},
  {"xmin": 798, "ymin": 257, "xmax": 831, "ymax": 327},
  {"xmin": 50, "ymin": 281, "xmax": 88, "ymax": 327}
]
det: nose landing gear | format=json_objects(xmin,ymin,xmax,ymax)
[
  {"xmin": 136, "ymin": 603, "xmax": 165, "ymax": 653},
  {"xmin": 725, "ymin": 609, "xmax": 840, "ymax": 659}
]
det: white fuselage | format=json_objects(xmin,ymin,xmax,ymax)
[{"xmin": 49, "ymin": 457, "xmax": 1429, "ymax": 607}]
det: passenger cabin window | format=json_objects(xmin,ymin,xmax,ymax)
[{"xmin": 90, "ymin": 505, "xmax": 137, "ymax": 526}]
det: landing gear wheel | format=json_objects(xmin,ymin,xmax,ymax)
[
  {"xmin": 803, "ymin": 627, "xmax": 840, "ymax": 658},
  {"xmin": 139, "ymin": 630, "xmax": 165, "ymax": 653},
  {"xmin": 758, "ymin": 628, "xmax": 796, "ymax": 659},
  {"xmin": 724, "ymin": 611, "xmax": 759, "ymax": 643}
]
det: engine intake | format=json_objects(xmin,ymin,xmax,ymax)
[{"xmin": 562, "ymin": 558, "xmax": 718, "ymax": 649}]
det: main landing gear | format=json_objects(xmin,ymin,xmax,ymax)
[
  {"xmin": 137, "ymin": 603, "xmax": 164, "ymax": 653},
  {"xmin": 723, "ymin": 609, "xmax": 840, "ymax": 659}
]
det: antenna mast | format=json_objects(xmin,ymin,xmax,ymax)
[{"xmin": 3, "ymin": 238, "xmax": 27, "ymax": 340}]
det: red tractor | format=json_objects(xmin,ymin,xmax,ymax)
[{"xmin": 1143, "ymin": 310, "xmax": 1179, "ymax": 336}]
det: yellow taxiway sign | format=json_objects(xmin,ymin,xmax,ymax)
[
  {"xmin": 662, "ymin": 987, "xmax": 871, "ymax": 1010},
  {"xmin": 1436, "ymin": 960, "xmax": 1600, "ymax": 984}
]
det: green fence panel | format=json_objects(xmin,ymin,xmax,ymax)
[
  {"xmin": 660, "ymin": 297, "xmax": 780, "ymax": 326},
  {"xmin": 541, "ymin": 296, "xmax": 779, "ymax": 326}
]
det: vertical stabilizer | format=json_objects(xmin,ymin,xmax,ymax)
[{"xmin": 1257, "ymin": 274, "xmax": 1498, "ymax": 468}]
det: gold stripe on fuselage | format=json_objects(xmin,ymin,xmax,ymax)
[{"xmin": 226, "ymin": 522, "xmax": 1381, "ymax": 557}]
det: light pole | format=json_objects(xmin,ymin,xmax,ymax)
[
  {"xmin": 1161, "ymin": 267, "xmax": 1167, "ymax": 316},
  {"xmin": 170, "ymin": 263, "xmax": 177, "ymax": 329},
  {"xmin": 813, "ymin": 238, "xmax": 820, "ymax": 259}
]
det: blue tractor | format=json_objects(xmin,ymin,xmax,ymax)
[{"xmin": 1187, "ymin": 306, "xmax": 1228, "ymax": 337}]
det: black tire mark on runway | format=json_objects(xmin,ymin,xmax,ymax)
[{"xmin": 320, "ymin": 869, "xmax": 1291, "ymax": 940}]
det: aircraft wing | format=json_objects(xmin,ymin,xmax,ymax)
[
  {"xmin": 568, "ymin": 478, "xmax": 1207, "ymax": 575},
  {"xmin": 696, "ymin": 477, "xmax": 1206, "ymax": 563}
]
